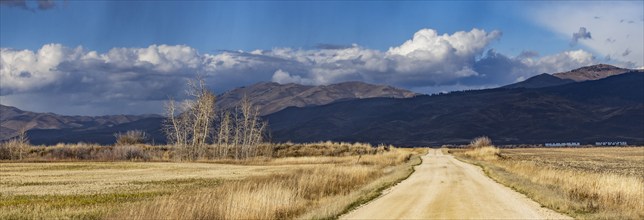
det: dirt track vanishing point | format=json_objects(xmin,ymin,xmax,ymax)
[{"xmin": 342, "ymin": 149, "xmax": 572, "ymax": 219}]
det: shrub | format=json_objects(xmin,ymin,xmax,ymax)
[
  {"xmin": 113, "ymin": 145, "xmax": 150, "ymax": 161},
  {"xmin": 464, "ymin": 136, "xmax": 499, "ymax": 160},
  {"xmin": 469, "ymin": 136, "xmax": 492, "ymax": 148},
  {"xmin": 115, "ymin": 130, "xmax": 148, "ymax": 145}
]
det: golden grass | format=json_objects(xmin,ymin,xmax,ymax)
[
  {"xmin": 462, "ymin": 146, "xmax": 500, "ymax": 161},
  {"xmin": 1, "ymin": 146, "xmax": 426, "ymax": 219},
  {"xmin": 112, "ymin": 148, "xmax": 424, "ymax": 219},
  {"xmin": 451, "ymin": 147, "xmax": 644, "ymax": 219},
  {"xmin": 1, "ymin": 141, "xmax": 393, "ymax": 162}
]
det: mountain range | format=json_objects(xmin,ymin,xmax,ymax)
[
  {"xmin": 1, "ymin": 64, "xmax": 641, "ymax": 146},
  {"xmin": 502, "ymin": 64, "xmax": 628, "ymax": 89},
  {"xmin": 5, "ymin": 81, "xmax": 416, "ymax": 144},
  {"xmin": 0, "ymin": 105, "xmax": 156, "ymax": 143},
  {"xmin": 268, "ymin": 71, "xmax": 644, "ymax": 146}
]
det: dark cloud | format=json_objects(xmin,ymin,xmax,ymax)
[
  {"xmin": 315, "ymin": 43, "xmax": 355, "ymax": 50},
  {"xmin": 0, "ymin": 0, "xmax": 28, "ymax": 9},
  {"xmin": 517, "ymin": 50, "xmax": 539, "ymax": 59},
  {"xmin": 571, "ymin": 27, "xmax": 592, "ymax": 45},
  {"xmin": 37, "ymin": 0, "xmax": 55, "ymax": 10},
  {"xmin": 468, "ymin": 49, "xmax": 527, "ymax": 85},
  {"xmin": 622, "ymin": 49, "xmax": 631, "ymax": 57},
  {"xmin": 0, "ymin": 0, "xmax": 57, "ymax": 10},
  {"xmin": 18, "ymin": 71, "xmax": 32, "ymax": 78}
]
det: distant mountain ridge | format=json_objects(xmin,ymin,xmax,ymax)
[
  {"xmin": 0, "ymin": 105, "xmax": 157, "ymax": 141},
  {"xmin": 503, "ymin": 64, "xmax": 631, "ymax": 89},
  {"xmin": 5, "ymin": 81, "xmax": 416, "ymax": 144},
  {"xmin": 552, "ymin": 64, "xmax": 630, "ymax": 82},
  {"xmin": 267, "ymin": 71, "xmax": 644, "ymax": 146},
  {"xmin": 216, "ymin": 81, "xmax": 417, "ymax": 115},
  {"xmin": 503, "ymin": 73, "xmax": 575, "ymax": 89}
]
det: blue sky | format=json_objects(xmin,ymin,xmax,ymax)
[
  {"xmin": 2, "ymin": 1, "xmax": 562, "ymax": 55},
  {"xmin": 1, "ymin": 1, "xmax": 642, "ymax": 115}
]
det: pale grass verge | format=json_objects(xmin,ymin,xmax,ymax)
[{"xmin": 302, "ymin": 154, "xmax": 423, "ymax": 219}]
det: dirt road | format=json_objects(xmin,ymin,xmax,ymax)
[{"xmin": 342, "ymin": 149, "xmax": 570, "ymax": 219}]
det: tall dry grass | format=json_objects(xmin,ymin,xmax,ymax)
[
  {"xmin": 451, "ymin": 147, "xmax": 644, "ymax": 219},
  {"xmin": 0, "ymin": 143, "xmax": 169, "ymax": 161},
  {"xmin": 112, "ymin": 148, "xmax": 422, "ymax": 220},
  {"xmin": 462, "ymin": 146, "xmax": 500, "ymax": 161},
  {"xmin": 269, "ymin": 141, "xmax": 392, "ymax": 157},
  {"xmin": 462, "ymin": 136, "xmax": 500, "ymax": 161},
  {"xmin": 0, "ymin": 141, "xmax": 390, "ymax": 162},
  {"xmin": 1, "ymin": 140, "xmax": 424, "ymax": 219},
  {"xmin": 496, "ymin": 160, "xmax": 643, "ymax": 219}
]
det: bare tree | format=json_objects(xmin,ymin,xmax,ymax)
[
  {"xmin": 216, "ymin": 111, "xmax": 232, "ymax": 158},
  {"xmin": 164, "ymin": 76, "xmax": 216, "ymax": 160},
  {"xmin": 16, "ymin": 128, "xmax": 28, "ymax": 160},
  {"xmin": 2, "ymin": 128, "xmax": 29, "ymax": 160},
  {"xmin": 235, "ymin": 95, "xmax": 267, "ymax": 159},
  {"xmin": 164, "ymin": 77, "xmax": 268, "ymax": 160}
]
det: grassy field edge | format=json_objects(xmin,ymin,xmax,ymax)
[{"xmin": 448, "ymin": 147, "xmax": 644, "ymax": 220}]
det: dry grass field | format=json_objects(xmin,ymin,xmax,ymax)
[
  {"xmin": 451, "ymin": 147, "xmax": 644, "ymax": 220},
  {"xmin": 0, "ymin": 144, "xmax": 425, "ymax": 219}
]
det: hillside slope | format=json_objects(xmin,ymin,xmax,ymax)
[
  {"xmin": 216, "ymin": 81, "xmax": 417, "ymax": 115},
  {"xmin": 0, "ymin": 105, "xmax": 154, "ymax": 141},
  {"xmin": 503, "ymin": 73, "xmax": 575, "ymax": 89},
  {"xmin": 553, "ymin": 64, "xmax": 630, "ymax": 82},
  {"xmin": 267, "ymin": 71, "xmax": 644, "ymax": 146}
]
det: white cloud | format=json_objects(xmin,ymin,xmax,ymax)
[
  {"xmin": 0, "ymin": 28, "xmax": 602, "ymax": 115},
  {"xmin": 472, "ymin": 49, "xmax": 599, "ymax": 85},
  {"xmin": 388, "ymin": 28, "xmax": 501, "ymax": 58},
  {"xmin": 531, "ymin": 2, "xmax": 644, "ymax": 66},
  {"xmin": 272, "ymin": 69, "xmax": 313, "ymax": 85},
  {"xmin": 520, "ymin": 49, "xmax": 596, "ymax": 73},
  {"xmin": 0, "ymin": 44, "xmax": 83, "ymax": 93}
]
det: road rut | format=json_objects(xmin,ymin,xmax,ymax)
[{"xmin": 342, "ymin": 149, "xmax": 571, "ymax": 219}]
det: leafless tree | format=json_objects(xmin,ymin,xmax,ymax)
[
  {"xmin": 235, "ymin": 95, "xmax": 267, "ymax": 159},
  {"xmin": 1, "ymin": 128, "xmax": 29, "ymax": 160},
  {"xmin": 216, "ymin": 111, "xmax": 232, "ymax": 158},
  {"xmin": 164, "ymin": 76, "xmax": 216, "ymax": 160},
  {"xmin": 164, "ymin": 77, "xmax": 268, "ymax": 160}
]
